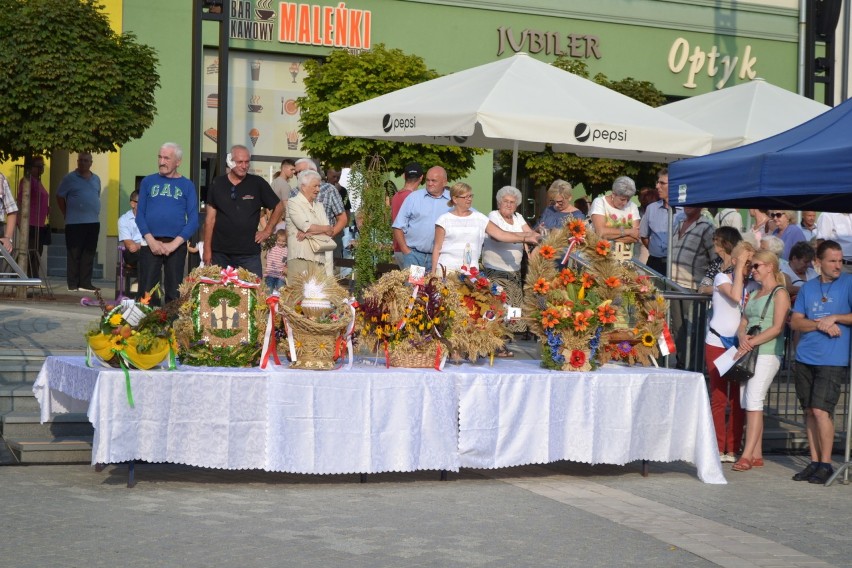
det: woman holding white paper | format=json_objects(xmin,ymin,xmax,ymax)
[
  {"xmin": 731, "ymin": 250, "xmax": 790, "ymax": 472},
  {"xmin": 705, "ymin": 231, "xmax": 750, "ymax": 463}
]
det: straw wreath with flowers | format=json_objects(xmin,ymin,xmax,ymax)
[
  {"xmin": 444, "ymin": 265, "xmax": 511, "ymax": 363},
  {"xmin": 357, "ymin": 270, "xmax": 457, "ymax": 369},
  {"xmin": 173, "ymin": 265, "xmax": 268, "ymax": 367},
  {"xmin": 524, "ymin": 218, "xmax": 667, "ymax": 370}
]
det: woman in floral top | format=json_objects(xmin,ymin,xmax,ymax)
[{"xmin": 589, "ymin": 176, "xmax": 641, "ymax": 261}]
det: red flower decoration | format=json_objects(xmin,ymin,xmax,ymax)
[
  {"xmin": 604, "ymin": 276, "xmax": 622, "ymax": 288},
  {"xmin": 559, "ymin": 268, "xmax": 576, "ymax": 285},
  {"xmin": 572, "ymin": 312, "xmax": 590, "ymax": 332},
  {"xmin": 538, "ymin": 245, "xmax": 556, "ymax": 260},
  {"xmin": 595, "ymin": 240, "xmax": 612, "ymax": 256},
  {"xmin": 569, "ymin": 350, "xmax": 586, "ymax": 368},
  {"xmin": 567, "ymin": 219, "xmax": 586, "ymax": 239},
  {"xmin": 597, "ymin": 303, "xmax": 617, "ymax": 324},
  {"xmin": 533, "ymin": 278, "xmax": 550, "ymax": 294},
  {"xmin": 580, "ymin": 273, "xmax": 594, "ymax": 289},
  {"xmin": 540, "ymin": 308, "xmax": 561, "ymax": 329}
]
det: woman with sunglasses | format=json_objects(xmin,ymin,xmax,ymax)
[
  {"xmin": 731, "ymin": 250, "xmax": 791, "ymax": 471},
  {"xmin": 770, "ymin": 210, "xmax": 806, "ymax": 260}
]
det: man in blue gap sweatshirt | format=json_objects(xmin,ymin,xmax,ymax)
[{"xmin": 135, "ymin": 142, "xmax": 199, "ymax": 305}]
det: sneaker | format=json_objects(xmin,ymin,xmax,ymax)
[
  {"xmin": 67, "ymin": 287, "xmax": 79, "ymax": 292},
  {"xmin": 808, "ymin": 465, "xmax": 834, "ymax": 485},
  {"xmin": 79, "ymin": 286, "xmax": 100, "ymax": 293},
  {"xmin": 719, "ymin": 452, "xmax": 727, "ymax": 462},
  {"xmin": 792, "ymin": 462, "xmax": 819, "ymax": 481},
  {"xmin": 724, "ymin": 453, "xmax": 736, "ymax": 463}
]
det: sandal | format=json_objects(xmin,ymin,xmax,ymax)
[
  {"xmin": 495, "ymin": 348, "xmax": 514, "ymax": 358},
  {"xmin": 732, "ymin": 458, "xmax": 753, "ymax": 472},
  {"xmin": 752, "ymin": 458, "xmax": 764, "ymax": 467}
]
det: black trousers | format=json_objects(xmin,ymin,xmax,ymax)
[
  {"xmin": 137, "ymin": 241, "xmax": 187, "ymax": 306},
  {"xmin": 65, "ymin": 222, "xmax": 99, "ymax": 289}
]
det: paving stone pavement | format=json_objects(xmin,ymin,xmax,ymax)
[{"xmin": 3, "ymin": 279, "xmax": 852, "ymax": 567}]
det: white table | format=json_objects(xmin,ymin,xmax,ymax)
[
  {"xmin": 33, "ymin": 357, "xmax": 459, "ymax": 475},
  {"xmin": 33, "ymin": 357, "xmax": 726, "ymax": 484},
  {"xmin": 452, "ymin": 360, "xmax": 726, "ymax": 484}
]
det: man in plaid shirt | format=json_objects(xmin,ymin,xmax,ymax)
[{"xmin": 671, "ymin": 206, "xmax": 716, "ymax": 368}]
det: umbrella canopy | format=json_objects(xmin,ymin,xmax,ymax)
[
  {"xmin": 659, "ymin": 78, "xmax": 830, "ymax": 153},
  {"xmin": 328, "ymin": 53, "xmax": 712, "ymax": 173},
  {"xmin": 670, "ymin": 96, "xmax": 852, "ymax": 213}
]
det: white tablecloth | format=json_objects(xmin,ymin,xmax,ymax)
[
  {"xmin": 33, "ymin": 357, "xmax": 725, "ymax": 483},
  {"xmin": 453, "ymin": 360, "xmax": 726, "ymax": 484}
]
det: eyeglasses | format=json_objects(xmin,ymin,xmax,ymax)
[
  {"xmin": 457, "ymin": 194, "xmax": 473, "ymax": 200},
  {"xmin": 130, "ymin": 200, "xmax": 138, "ymax": 204},
  {"xmin": 656, "ymin": 180, "xmax": 668, "ymax": 186},
  {"xmin": 751, "ymin": 263, "xmax": 764, "ymax": 271},
  {"xmin": 770, "ymin": 212, "xmax": 785, "ymax": 218},
  {"xmin": 230, "ymin": 186, "xmax": 237, "ymax": 201}
]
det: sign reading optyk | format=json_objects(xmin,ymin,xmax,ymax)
[{"xmin": 668, "ymin": 38, "xmax": 758, "ymax": 90}]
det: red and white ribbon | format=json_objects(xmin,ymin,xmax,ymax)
[
  {"xmin": 560, "ymin": 237, "xmax": 584, "ymax": 265},
  {"xmin": 260, "ymin": 294, "xmax": 281, "ymax": 369},
  {"xmin": 197, "ymin": 265, "xmax": 261, "ymax": 289}
]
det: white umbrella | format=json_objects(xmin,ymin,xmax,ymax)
[
  {"xmin": 328, "ymin": 53, "xmax": 712, "ymax": 185},
  {"xmin": 659, "ymin": 78, "xmax": 830, "ymax": 153}
]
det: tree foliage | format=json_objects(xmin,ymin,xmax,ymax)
[
  {"xmin": 0, "ymin": 0, "xmax": 159, "ymax": 161},
  {"xmin": 349, "ymin": 156, "xmax": 394, "ymax": 292},
  {"xmin": 498, "ymin": 57, "xmax": 667, "ymax": 196},
  {"xmin": 299, "ymin": 44, "xmax": 483, "ymax": 180}
]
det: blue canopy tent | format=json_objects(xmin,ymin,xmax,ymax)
[{"xmin": 670, "ymin": 97, "xmax": 852, "ymax": 213}]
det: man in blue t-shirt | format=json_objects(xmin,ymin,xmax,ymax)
[
  {"xmin": 57, "ymin": 152, "xmax": 101, "ymax": 292},
  {"xmin": 790, "ymin": 240, "xmax": 852, "ymax": 484},
  {"xmin": 135, "ymin": 142, "xmax": 199, "ymax": 305}
]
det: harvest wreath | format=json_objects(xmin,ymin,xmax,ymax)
[{"xmin": 524, "ymin": 219, "xmax": 667, "ymax": 371}]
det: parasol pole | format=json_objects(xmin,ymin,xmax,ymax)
[{"xmin": 510, "ymin": 140, "xmax": 519, "ymax": 188}]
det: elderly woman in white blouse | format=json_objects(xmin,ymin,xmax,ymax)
[{"xmin": 482, "ymin": 186, "xmax": 534, "ymax": 345}]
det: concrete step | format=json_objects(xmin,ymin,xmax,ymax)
[
  {"xmin": 4, "ymin": 436, "xmax": 92, "ymax": 464},
  {"xmin": 0, "ymin": 386, "xmax": 41, "ymax": 412},
  {"xmin": 1, "ymin": 411, "xmax": 93, "ymax": 438},
  {"xmin": 0, "ymin": 362, "xmax": 44, "ymax": 385}
]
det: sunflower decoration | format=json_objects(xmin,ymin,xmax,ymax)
[
  {"xmin": 86, "ymin": 290, "xmax": 177, "ymax": 372},
  {"xmin": 173, "ymin": 265, "xmax": 268, "ymax": 367},
  {"xmin": 357, "ymin": 270, "xmax": 456, "ymax": 368},
  {"xmin": 524, "ymin": 220, "xmax": 667, "ymax": 370},
  {"xmin": 443, "ymin": 265, "xmax": 511, "ymax": 363}
]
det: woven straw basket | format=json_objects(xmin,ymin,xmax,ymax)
[
  {"xmin": 280, "ymin": 304, "xmax": 351, "ymax": 371},
  {"xmin": 388, "ymin": 340, "xmax": 443, "ymax": 369}
]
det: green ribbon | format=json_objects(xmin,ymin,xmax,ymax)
[{"xmin": 116, "ymin": 350, "xmax": 135, "ymax": 408}]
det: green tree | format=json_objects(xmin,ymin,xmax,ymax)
[
  {"xmin": 498, "ymin": 58, "xmax": 666, "ymax": 196},
  {"xmin": 299, "ymin": 44, "xmax": 483, "ymax": 180},
  {"xmin": 0, "ymin": 0, "xmax": 159, "ymax": 161}
]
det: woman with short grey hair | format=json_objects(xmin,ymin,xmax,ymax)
[
  {"xmin": 589, "ymin": 176, "xmax": 641, "ymax": 261},
  {"xmin": 482, "ymin": 186, "xmax": 537, "ymax": 350},
  {"xmin": 535, "ymin": 179, "xmax": 584, "ymax": 231}
]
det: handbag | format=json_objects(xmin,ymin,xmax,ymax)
[
  {"xmin": 307, "ymin": 234, "xmax": 336, "ymax": 253},
  {"xmin": 723, "ymin": 285, "xmax": 783, "ymax": 383}
]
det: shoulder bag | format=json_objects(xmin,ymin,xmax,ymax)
[
  {"xmin": 307, "ymin": 233, "xmax": 336, "ymax": 253},
  {"xmin": 723, "ymin": 285, "xmax": 783, "ymax": 383}
]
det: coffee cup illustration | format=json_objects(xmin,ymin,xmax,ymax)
[
  {"xmin": 250, "ymin": 60, "xmax": 261, "ymax": 81},
  {"xmin": 247, "ymin": 96, "xmax": 262, "ymax": 113}
]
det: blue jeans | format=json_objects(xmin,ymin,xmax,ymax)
[
  {"xmin": 264, "ymin": 276, "xmax": 286, "ymax": 292},
  {"xmin": 211, "ymin": 252, "xmax": 263, "ymax": 278},
  {"xmin": 401, "ymin": 249, "xmax": 432, "ymax": 272}
]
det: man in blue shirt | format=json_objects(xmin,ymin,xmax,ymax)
[
  {"xmin": 790, "ymin": 240, "xmax": 852, "ymax": 484},
  {"xmin": 135, "ymin": 142, "xmax": 199, "ymax": 305},
  {"xmin": 57, "ymin": 152, "xmax": 101, "ymax": 292},
  {"xmin": 639, "ymin": 168, "xmax": 671, "ymax": 275},
  {"xmin": 392, "ymin": 166, "xmax": 450, "ymax": 271}
]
